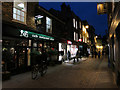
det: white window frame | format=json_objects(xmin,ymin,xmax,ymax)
[
  {"xmin": 46, "ymin": 17, "xmax": 52, "ymax": 34},
  {"xmin": 13, "ymin": 1, "xmax": 27, "ymax": 24}
]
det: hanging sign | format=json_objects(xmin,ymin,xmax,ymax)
[{"xmin": 97, "ymin": 3, "xmax": 107, "ymax": 15}]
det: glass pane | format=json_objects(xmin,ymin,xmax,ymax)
[
  {"xmin": 17, "ymin": 9, "xmax": 21, "ymax": 15},
  {"xmin": 13, "ymin": 8, "xmax": 17, "ymax": 14},
  {"xmin": 18, "ymin": 48, "xmax": 25, "ymax": 67},
  {"xmin": 13, "ymin": 14, "xmax": 16, "ymax": 19},
  {"xmin": 21, "ymin": 17, "xmax": 24, "ymax": 22},
  {"xmin": 17, "ymin": 15, "xmax": 20, "ymax": 21},
  {"xmin": 21, "ymin": 11, "xmax": 24, "ymax": 16}
]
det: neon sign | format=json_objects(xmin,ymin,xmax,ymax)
[{"xmin": 67, "ymin": 40, "xmax": 72, "ymax": 44}]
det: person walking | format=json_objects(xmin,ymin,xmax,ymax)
[
  {"xmin": 68, "ymin": 51, "xmax": 71, "ymax": 61},
  {"xmin": 98, "ymin": 51, "xmax": 100, "ymax": 59},
  {"xmin": 76, "ymin": 50, "xmax": 80, "ymax": 62},
  {"xmin": 95, "ymin": 51, "xmax": 97, "ymax": 58}
]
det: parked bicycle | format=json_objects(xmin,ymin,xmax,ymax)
[{"xmin": 31, "ymin": 61, "xmax": 48, "ymax": 79}]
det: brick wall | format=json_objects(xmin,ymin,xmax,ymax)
[
  {"xmin": 2, "ymin": 2, "xmax": 37, "ymax": 30},
  {"xmin": 2, "ymin": 2, "xmax": 13, "ymax": 22},
  {"xmin": 26, "ymin": 2, "xmax": 37, "ymax": 30}
]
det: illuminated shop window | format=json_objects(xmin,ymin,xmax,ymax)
[
  {"xmin": 46, "ymin": 17, "xmax": 52, "ymax": 33},
  {"xmin": 13, "ymin": 1, "xmax": 27, "ymax": 23}
]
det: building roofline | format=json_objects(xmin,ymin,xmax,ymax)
[{"xmin": 37, "ymin": 5, "xmax": 65, "ymax": 24}]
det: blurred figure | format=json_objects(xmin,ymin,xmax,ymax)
[
  {"xmin": 98, "ymin": 51, "xmax": 100, "ymax": 59},
  {"xmin": 95, "ymin": 51, "xmax": 97, "ymax": 58},
  {"xmin": 102, "ymin": 50, "xmax": 104, "ymax": 56},
  {"xmin": 86, "ymin": 51, "xmax": 89, "ymax": 57},
  {"xmin": 68, "ymin": 51, "xmax": 71, "ymax": 61},
  {"xmin": 76, "ymin": 50, "xmax": 80, "ymax": 62},
  {"xmin": 91, "ymin": 51, "xmax": 94, "ymax": 58}
]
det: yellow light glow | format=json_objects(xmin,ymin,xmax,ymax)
[
  {"xmin": 96, "ymin": 45, "xmax": 103, "ymax": 49},
  {"xmin": 109, "ymin": 34, "xmax": 112, "ymax": 38},
  {"xmin": 86, "ymin": 25, "xmax": 89, "ymax": 29}
]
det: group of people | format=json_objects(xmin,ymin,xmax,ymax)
[
  {"xmin": 92, "ymin": 51, "xmax": 104, "ymax": 59},
  {"xmin": 67, "ymin": 50, "xmax": 82, "ymax": 62},
  {"xmin": 32, "ymin": 50, "xmax": 48, "ymax": 66}
]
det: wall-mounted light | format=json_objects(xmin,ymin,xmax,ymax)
[{"xmin": 86, "ymin": 25, "xmax": 89, "ymax": 29}]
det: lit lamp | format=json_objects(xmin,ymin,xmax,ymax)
[{"xmin": 86, "ymin": 25, "xmax": 89, "ymax": 29}]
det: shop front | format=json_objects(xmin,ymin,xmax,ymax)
[
  {"xmin": 67, "ymin": 40, "xmax": 78, "ymax": 59},
  {"xmin": 2, "ymin": 24, "xmax": 55, "ymax": 75},
  {"xmin": 58, "ymin": 43, "xmax": 67, "ymax": 61}
]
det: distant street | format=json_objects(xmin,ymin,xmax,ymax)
[{"xmin": 3, "ymin": 56, "xmax": 117, "ymax": 88}]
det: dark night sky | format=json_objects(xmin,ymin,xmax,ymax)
[{"xmin": 39, "ymin": 2, "xmax": 108, "ymax": 36}]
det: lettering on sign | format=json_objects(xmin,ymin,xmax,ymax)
[
  {"xmin": 19, "ymin": 30, "xmax": 54, "ymax": 41},
  {"xmin": 20, "ymin": 30, "xmax": 28, "ymax": 38}
]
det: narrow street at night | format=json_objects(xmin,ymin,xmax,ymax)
[
  {"xmin": 2, "ymin": 1, "xmax": 120, "ymax": 89},
  {"xmin": 3, "ymin": 56, "xmax": 117, "ymax": 88}
]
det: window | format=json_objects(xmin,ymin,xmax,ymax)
[
  {"xmin": 13, "ymin": 1, "xmax": 27, "ymax": 23},
  {"xmin": 76, "ymin": 21, "xmax": 77, "ymax": 29},
  {"xmin": 83, "ymin": 36, "xmax": 84, "ymax": 42},
  {"xmin": 73, "ymin": 18, "xmax": 75, "ymax": 28},
  {"xmin": 79, "ymin": 21, "xmax": 81, "ymax": 29},
  {"xmin": 80, "ymin": 34, "xmax": 81, "ymax": 39},
  {"xmin": 85, "ymin": 38, "xmax": 87, "ymax": 43},
  {"xmin": 76, "ymin": 33, "xmax": 78, "ymax": 41},
  {"xmin": 46, "ymin": 17, "xmax": 52, "ymax": 33},
  {"xmin": 74, "ymin": 32, "xmax": 76, "ymax": 41},
  {"xmin": 74, "ymin": 32, "xmax": 78, "ymax": 41}
]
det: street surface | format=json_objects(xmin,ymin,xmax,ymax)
[{"xmin": 3, "ymin": 56, "xmax": 118, "ymax": 88}]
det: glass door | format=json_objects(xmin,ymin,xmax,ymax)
[{"xmin": 17, "ymin": 47, "xmax": 27, "ymax": 70}]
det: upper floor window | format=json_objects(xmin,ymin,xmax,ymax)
[
  {"xmin": 80, "ymin": 34, "xmax": 81, "ymax": 39},
  {"xmin": 76, "ymin": 21, "xmax": 77, "ymax": 29},
  {"xmin": 46, "ymin": 17, "xmax": 52, "ymax": 33},
  {"xmin": 74, "ymin": 32, "xmax": 78, "ymax": 42},
  {"xmin": 79, "ymin": 21, "xmax": 81, "ymax": 29},
  {"xmin": 13, "ymin": 1, "xmax": 27, "ymax": 23},
  {"xmin": 73, "ymin": 18, "xmax": 75, "ymax": 28}
]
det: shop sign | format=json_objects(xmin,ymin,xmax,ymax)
[
  {"xmin": 79, "ymin": 39, "xmax": 82, "ymax": 42},
  {"xmin": 67, "ymin": 40, "xmax": 72, "ymax": 44},
  {"xmin": 20, "ymin": 30, "xmax": 54, "ymax": 41},
  {"xmin": 97, "ymin": 3, "xmax": 107, "ymax": 15}
]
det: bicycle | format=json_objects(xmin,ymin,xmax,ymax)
[{"xmin": 31, "ymin": 61, "xmax": 48, "ymax": 79}]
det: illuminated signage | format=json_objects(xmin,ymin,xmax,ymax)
[
  {"xmin": 79, "ymin": 39, "xmax": 82, "ymax": 42},
  {"xmin": 97, "ymin": 3, "xmax": 107, "ymax": 15},
  {"xmin": 67, "ymin": 40, "xmax": 72, "ymax": 44},
  {"xmin": 20, "ymin": 30, "xmax": 54, "ymax": 41}
]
